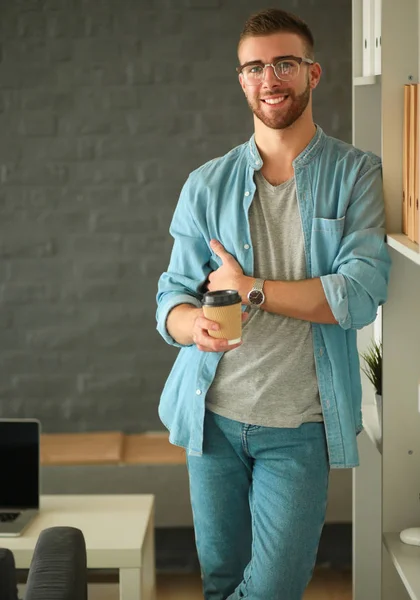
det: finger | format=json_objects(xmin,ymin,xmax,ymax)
[
  {"xmin": 196, "ymin": 338, "xmax": 242, "ymax": 353},
  {"xmin": 195, "ymin": 316, "xmax": 220, "ymax": 333},
  {"xmin": 209, "ymin": 239, "xmax": 231, "ymax": 263},
  {"xmin": 241, "ymin": 311, "xmax": 249, "ymax": 323}
]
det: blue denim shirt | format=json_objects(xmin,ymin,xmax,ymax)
[{"xmin": 156, "ymin": 126, "xmax": 391, "ymax": 469}]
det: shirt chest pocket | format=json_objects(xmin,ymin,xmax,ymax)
[{"xmin": 311, "ymin": 217, "xmax": 345, "ymax": 276}]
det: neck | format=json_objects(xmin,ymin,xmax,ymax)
[{"xmin": 254, "ymin": 111, "xmax": 316, "ymax": 168}]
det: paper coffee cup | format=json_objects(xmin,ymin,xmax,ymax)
[{"xmin": 202, "ymin": 290, "xmax": 242, "ymax": 345}]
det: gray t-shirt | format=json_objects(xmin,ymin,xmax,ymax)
[{"xmin": 205, "ymin": 172, "xmax": 323, "ymax": 428}]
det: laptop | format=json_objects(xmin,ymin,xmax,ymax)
[{"xmin": 0, "ymin": 419, "xmax": 40, "ymax": 537}]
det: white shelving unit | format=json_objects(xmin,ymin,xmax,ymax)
[
  {"xmin": 352, "ymin": 0, "xmax": 420, "ymax": 599},
  {"xmin": 354, "ymin": 75, "xmax": 381, "ymax": 86},
  {"xmin": 384, "ymin": 533, "xmax": 420, "ymax": 600}
]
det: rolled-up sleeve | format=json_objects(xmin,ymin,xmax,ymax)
[
  {"xmin": 321, "ymin": 155, "xmax": 392, "ymax": 330},
  {"xmin": 156, "ymin": 176, "xmax": 211, "ymax": 346}
]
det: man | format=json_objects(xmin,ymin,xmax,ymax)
[{"xmin": 156, "ymin": 8, "xmax": 391, "ymax": 600}]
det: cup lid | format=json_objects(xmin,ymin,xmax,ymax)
[{"xmin": 202, "ymin": 290, "xmax": 241, "ymax": 307}]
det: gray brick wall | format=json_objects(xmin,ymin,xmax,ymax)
[{"xmin": 0, "ymin": 0, "xmax": 351, "ymax": 433}]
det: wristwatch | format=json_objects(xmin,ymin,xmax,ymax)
[{"xmin": 247, "ymin": 278, "xmax": 266, "ymax": 308}]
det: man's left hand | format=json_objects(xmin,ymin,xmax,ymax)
[{"xmin": 207, "ymin": 240, "xmax": 252, "ymax": 302}]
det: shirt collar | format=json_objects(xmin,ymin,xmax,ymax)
[{"xmin": 247, "ymin": 124, "xmax": 325, "ymax": 170}]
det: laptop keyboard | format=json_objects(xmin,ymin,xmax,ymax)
[{"xmin": 0, "ymin": 513, "xmax": 20, "ymax": 523}]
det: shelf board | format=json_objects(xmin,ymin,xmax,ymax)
[
  {"xmin": 384, "ymin": 532, "xmax": 420, "ymax": 600},
  {"xmin": 354, "ymin": 75, "xmax": 381, "ymax": 86},
  {"xmin": 387, "ymin": 233, "xmax": 420, "ymax": 266},
  {"xmin": 362, "ymin": 403, "xmax": 382, "ymax": 453}
]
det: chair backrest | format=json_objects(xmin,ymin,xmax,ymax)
[
  {"xmin": 0, "ymin": 548, "xmax": 19, "ymax": 600},
  {"xmin": 25, "ymin": 527, "xmax": 87, "ymax": 600}
]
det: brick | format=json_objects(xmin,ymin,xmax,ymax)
[
  {"xmin": 85, "ymin": 12, "xmax": 115, "ymax": 37},
  {"xmin": 0, "ymin": 235, "xmax": 56, "ymax": 259},
  {"xmin": 91, "ymin": 210, "xmax": 153, "ymax": 233},
  {"xmin": 0, "ymin": 139, "xmax": 21, "ymax": 162},
  {"xmin": 103, "ymin": 87, "xmax": 142, "ymax": 110},
  {"xmin": 58, "ymin": 111, "xmax": 129, "ymax": 135},
  {"xmin": 0, "ymin": 307, "xmax": 12, "ymax": 328},
  {"xmin": 65, "ymin": 234, "xmax": 122, "ymax": 257},
  {"xmin": 9, "ymin": 259, "xmax": 72, "ymax": 282},
  {"xmin": 74, "ymin": 39, "xmax": 121, "ymax": 63},
  {"xmin": 47, "ymin": 39, "xmax": 73, "ymax": 62},
  {"xmin": 85, "ymin": 186, "xmax": 125, "ymax": 209},
  {"xmin": 1, "ymin": 162, "xmax": 68, "ymax": 185},
  {"xmin": 43, "ymin": 0, "xmax": 72, "ymax": 9},
  {"xmin": 95, "ymin": 136, "xmax": 144, "ymax": 160},
  {"xmin": 11, "ymin": 375, "xmax": 76, "ymax": 397},
  {"xmin": 153, "ymin": 62, "xmax": 194, "ymax": 85},
  {"xmin": 62, "ymin": 281, "xmax": 144, "ymax": 303},
  {"xmin": 21, "ymin": 89, "xmax": 73, "ymax": 110},
  {"xmin": 69, "ymin": 161, "xmax": 136, "ymax": 184},
  {"xmin": 184, "ymin": 0, "xmax": 221, "ymax": 6},
  {"xmin": 136, "ymin": 160, "xmax": 162, "ymax": 184},
  {"xmin": 27, "ymin": 327, "xmax": 97, "ymax": 352},
  {"xmin": 20, "ymin": 65, "xmax": 56, "ymax": 88},
  {"xmin": 21, "ymin": 138, "xmax": 94, "ymax": 162},
  {"xmin": 78, "ymin": 373, "xmax": 142, "ymax": 394},
  {"xmin": 122, "ymin": 232, "xmax": 173, "ymax": 257},
  {"xmin": 19, "ymin": 112, "xmax": 56, "ymax": 136},
  {"xmin": 12, "ymin": 305, "xmax": 85, "ymax": 329},
  {"xmin": 85, "ymin": 303, "xmax": 146, "ymax": 327},
  {"xmin": 46, "ymin": 11, "xmax": 86, "ymax": 38},
  {"xmin": 17, "ymin": 12, "xmax": 47, "ymax": 38},
  {"xmin": 58, "ymin": 351, "xmax": 140, "ymax": 374},
  {"xmin": 0, "ymin": 283, "xmax": 58, "ymax": 303},
  {"xmin": 4, "ymin": 39, "xmax": 47, "ymax": 63},
  {"xmin": 15, "ymin": 0, "xmax": 44, "ymax": 10},
  {"xmin": 126, "ymin": 63, "xmax": 154, "ymax": 85},
  {"xmin": 0, "ymin": 66, "xmax": 20, "ymax": 88},
  {"xmin": 73, "ymin": 260, "xmax": 120, "ymax": 280},
  {"xmin": 0, "ymin": 352, "xmax": 62, "ymax": 375}
]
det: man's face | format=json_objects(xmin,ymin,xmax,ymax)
[{"xmin": 237, "ymin": 33, "xmax": 320, "ymax": 130}]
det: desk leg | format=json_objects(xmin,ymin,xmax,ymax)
[
  {"xmin": 119, "ymin": 568, "xmax": 141, "ymax": 600},
  {"xmin": 141, "ymin": 509, "xmax": 156, "ymax": 600}
]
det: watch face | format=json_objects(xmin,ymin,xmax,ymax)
[{"xmin": 248, "ymin": 289, "xmax": 264, "ymax": 305}]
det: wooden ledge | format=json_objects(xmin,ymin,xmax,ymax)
[
  {"xmin": 41, "ymin": 431, "xmax": 124, "ymax": 466},
  {"xmin": 122, "ymin": 432, "xmax": 186, "ymax": 465}
]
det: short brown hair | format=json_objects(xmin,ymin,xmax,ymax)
[{"xmin": 238, "ymin": 8, "xmax": 315, "ymax": 59}]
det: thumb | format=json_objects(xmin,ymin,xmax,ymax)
[{"xmin": 210, "ymin": 239, "xmax": 231, "ymax": 263}]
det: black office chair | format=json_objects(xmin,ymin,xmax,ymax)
[{"xmin": 0, "ymin": 527, "xmax": 87, "ymax": 600}]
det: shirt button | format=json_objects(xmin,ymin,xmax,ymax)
[
  {"xmin": 196, "ymin": 389, "xmax": 202, "ymax": 395},
  {"xmin": 244, "ymin": 244, "xmax": 250, "ymax": 250},
  {"xmin": 319, "ymin": 348, "xmax": 324, "ymax": 356},
  {"xmin": 244, "ymin": 191, "xmax": 250, "ymax": 197}
]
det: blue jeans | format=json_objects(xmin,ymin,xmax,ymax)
[{"xmin": 186, "ymin": 410, "xmax": 330, "ymax": 600}]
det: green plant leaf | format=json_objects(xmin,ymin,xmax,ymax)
[{"xmin": 360, "ymin": 340, "xmax": 382, "ymax": 395}]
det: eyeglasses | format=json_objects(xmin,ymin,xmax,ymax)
[{"xmin": 236, "ymin": 56, "xmax": 314, "ymax": 86}]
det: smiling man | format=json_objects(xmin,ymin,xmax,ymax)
[{"xmin": 156, "ymin": 8, "xmax": 391, "ymax": 600}]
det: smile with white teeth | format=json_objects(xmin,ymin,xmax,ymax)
[{"xmin": 263, "ymin": 96, "xmax": 287, "ymax": 105}]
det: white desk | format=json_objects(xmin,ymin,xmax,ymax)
[{"xmin": 5, "ymin": 494, "xmax": 156, "ymax": 600}]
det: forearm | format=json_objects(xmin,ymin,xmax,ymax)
[
  {"xmin": 240, "ymin": 276, "xmax": 337, "ymax": 324},
  {"xmin": 166, "ymin": 304, "xmax": 202, "ymax": 346}
]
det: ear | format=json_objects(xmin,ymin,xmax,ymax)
[
  {"xmin": 309, "ymin": 63, "xmax": 322, "ymax": 90},
  {"xmin": 238, "ymin": 73, "xmax": 247, "ymax": 94}
]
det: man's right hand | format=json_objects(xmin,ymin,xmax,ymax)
[
  {"xmin": 192, "ymin": 309, "xmax": 244, "ymax": 353},
  {"xmin": 166, "ymin": 304, "xmax": 247, "ymax": 350}
]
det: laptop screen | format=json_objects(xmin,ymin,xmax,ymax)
[{"xmin": 0, "ymin": 420, "xmax": 39, "ymax": 509}]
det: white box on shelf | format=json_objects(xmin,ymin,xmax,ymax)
[
  {"xmin": 373, "ymin": 0, "xmax": 382, "ymax": 75},
  {"xmin": 362, "ymin": 0, "xmax": 375, "ymax": 76}
]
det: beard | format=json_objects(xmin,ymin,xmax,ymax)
[{"xmin": 247, "ymin": 78, "xmax": 311, "ymax": 130}]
